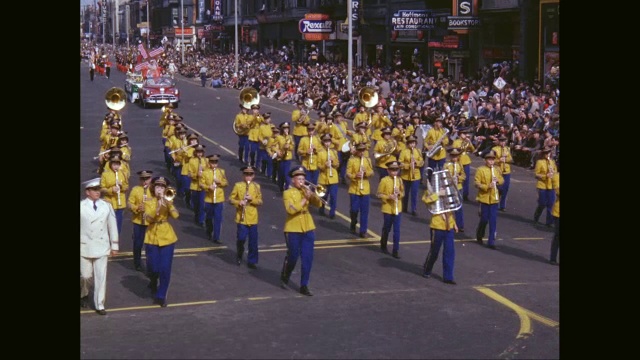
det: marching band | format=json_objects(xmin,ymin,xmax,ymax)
[{"xmin": 84, "ymin": 84, "xmax": 558, "ymax": 308}]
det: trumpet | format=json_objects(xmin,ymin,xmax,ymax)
[
  {"xmin": 164, "ymin": 186, "xmax": 176, "ymax": 202},
  {"xmin": 302, "ymin": 180, "xmax": 328, "ymax": 205}
]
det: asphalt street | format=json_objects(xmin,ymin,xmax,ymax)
[{"xmin": 80, "ymin": 61, "xmax": 559, "ymax": 359}]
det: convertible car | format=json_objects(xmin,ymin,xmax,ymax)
[
  {"xmin": 124, "ymin": 72, "xmax": 145, "ymax": 104},
  {"xmin": 140, "ymin": 75, "xmax": 180, "ymax": 108}
]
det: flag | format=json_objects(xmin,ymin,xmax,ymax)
[
  {"xmin": 149, "ymin": 47, "xmax": 164, "ymax": 58},
  {"xmin": 138, "ymin": 44, "xmax": 148, "ymax": 59},
  {"xmin": 134, "ymin": 61, "xmax": 150, "ymax": 72}
]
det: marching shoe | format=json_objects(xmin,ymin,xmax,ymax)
[
  {"xmin": 487, "ymin": 244, "xmax": 497, "ymax": 250},
  {"xmin": 443, "ymin": 280, "xmax": 457, "ymax": 285},
  {"xmin": 549, "ymin": 260, "xmax": 559, "ymax": 266},
  {"xmin": 80, "ymin": 296, "xmax": 89, "ymax": 308},
  {"xmin": 422, "ymin": 272, "xmax": 431, "ymax": 279},
  {"xmin": 499, "ymin": 208, "xmax": 506, "ymax": 212},
  {"xmin": 392, "ymin": 251, "xmax": 401, "ymax": 259},
  {"xmin": 411, "ymin": 211, "xmax": 417, "ymax": 216},
  {"xmin": 299, "ymin": 286, "xmax": 313, "ymax": 296},
  {"xmin": 213, "ymin": 239, "xmax": 222, "ymax": 244},
  {"xmin": 247, "ymin": 263, "xmax": 257, "ymax": 269},
  {"xmin": 95, "ymin": 309, "xmax": 107, "ymax": 315},
  {"xmin": 154, "ymin": 298, "xmax": 167, "ymax": 307}
]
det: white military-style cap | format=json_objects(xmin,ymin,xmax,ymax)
[{"xmin": 83, "ymin": 178, "xmax": 101, "ymax": 189}]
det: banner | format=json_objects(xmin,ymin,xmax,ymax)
[
  {"xmin": 134, "ymin": 61, "xmax": 150, "ymax": 72},
  {"xmin": 138, "ymin": 44, "xmax": 148, "ymax": 59},
  {"xmin": 149, "ymin": 47, "xmax": 164, "ymax": 58}
]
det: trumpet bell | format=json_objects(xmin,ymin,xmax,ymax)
[
  {"xmin": 164, "ymin": 187, "xmax": 176, "ymax": 202},
  {"xmin": 315, "ymin": 184, "xmax": 326, "ymax": 198},
  {"xmin": 239, "ymin": 87, "xmax": 260, "ymax": 109},
  {"xmin": 358, "ymin": 86, "xmax": 379, "ymax": 108},
  {"xmin": 105, "ymin": 87, "xmax": 127, "ymax": 111}
]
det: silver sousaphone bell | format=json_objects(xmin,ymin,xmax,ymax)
[{"xmin": 424, "ymin": 168, "xmax": 463, "ymax": 215}]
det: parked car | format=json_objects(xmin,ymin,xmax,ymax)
[
  {"xmin": 140, "ymin": 75, "xmax": 180, "ymax": 108},
  {"xmin": 124, "ymin": 72, "xmax": 145, "ymax": 104}
]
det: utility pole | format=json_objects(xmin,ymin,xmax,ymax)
[
  {"xmin": 113, "ymin": 0, "xmax": 118, "ymax": 49},
  {"xmin": 181, "ymin": 0, "xmax": 185, "ymax": 64},
  {"xmin": 234, "ymin": 0, "xmax": 238, "ymax": 76},
  {"xmin": 126, "ymin": 3, "xmax": 130, "ymax": 48},
  {"xmin": 147, "ymin": 0, "xmax": 150, "ymax": 48},
  {"xmin": 347, "ymin": 0, "xmax": 352, "ymax": 94}
]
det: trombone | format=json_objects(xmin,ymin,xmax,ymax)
[{"xmin": 301, "ymin": 180, "xmax": 328, "ymax": 205}]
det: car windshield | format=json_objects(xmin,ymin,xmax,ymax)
[{"xmin": 145, "ymin": 77, "xmax": 174, "ymax": 87}]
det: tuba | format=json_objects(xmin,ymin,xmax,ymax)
[
  {"xmin": 423, "ymin": 167, "xmax": 463, "ymax": 215},
  {"xmin": 374, "ymin": 140, "xmax": 397, "ymax": 160},
  {"xmin": 105, "ymin": 87, "xmax": 126, "ymax": 111},
  {"xmin": 354, "ymin": 86, "xmax": 378, "ymax": 130}
]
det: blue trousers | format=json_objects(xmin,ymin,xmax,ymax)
[
  {"xmin": 132, "ymin": 224, "xmax": 147, "ymax": 268},
  {"xmin": 462, "ymin": 164, "xmax": 471, "ymax": 199},
  {"xmin": 163, "ymin": 146, "xmax": 172, "ymax": 168},
  {"xmin": 350, "ymin": 194, "xmax": 370, "ymax": 234},
  {"xmin": 283, "ymin": 231, "xmax": 316, "ymax": 286},
  {"xmin": 498, "ymin": 173, "xmax": 511, "ymax": 210},
  {"xmin": 382, "ymin": 213, "xmax": 402, "ymax": 252},
  {"xmin": 173, "ymin": 165, "xmax": 183, "ymax": 195},
  {"xmin": 423, "ymin": 228, "xmax": 455, "ymax": 281},
  {"xmin": 237, "ymin": 224, "xmax": 259, "ymax": 264},
  {"xmin": 402, "ymin": 179, "xmax": 420, "ymax": 213},
  {"xmin": 550, "ymin": 216, "xmax": 560, "ymax": 262},
  {"xmin": 248, "ymin": 141, "xmax": 259, "ymax": 166},
  {"xmin": 180, "ymin": 175, "xmax": 191, "ymax": 201},
  {"xmin": 204, "ymin": 202, "xmax": 224, "ymax": 241},
  {"xmin": 278, "ymin": 159, "xmax": 292, "ymax": 191},
  {"xmin": 305, "ymin": 169, "xmax": 319, "ymax": 185},
  {"xmin": 536, "ymin": 189, "xmax": 556, "ymax": 226},
  {"xmin": 145, "ymin": 243, "xmax": 175, "ymax": 301},
  {"xmin": 191, "ymin": 190, "xmax": 206, "ymax": 224},
  {"xmin": 238, "ymin": 135, "xmax": 249, "ymax": 163},
  {"xmin": 478, "ymin": 203, "xmax": 499, "ymax": 246},
  {"xmin": 115, "ymin": 208, "xmax": 123, "ymax": 235},
  {"xmin": 455, "ymin": 207, "xmax": 464, "ymax": 230},
  {"xmin": 426, "ymin": 158, "xmax": 446, "ymax": 182},
  {"xmin": 321, "ymin": 183, "xmax": 338, "ymax": 218},
  {"xmin": 257, "ymin": 149, "xmax": 273, "ymax": 177}
]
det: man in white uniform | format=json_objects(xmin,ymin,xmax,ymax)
[{"xmin": 80, "ymin": 178, "xmax": 119, "ymax": 315}]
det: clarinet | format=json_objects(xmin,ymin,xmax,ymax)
[
  {"xmin": 393, "ymin": 176, "xmax": 399, "ymax": 215},
  {"xmin": 115, "ymin": 170, "xmax": 121, "ymax": 207},
  {"xmin": 240, "ymin": 181, "xmax": 250, "ymax": 222},
  {"xmin": 212, "ymin": 168, "xmax": 217, "ymax": 204},
  {"xmin": 490, "ymin": 165, "xmax": 498, "ymax": 201},
  {"xmin": 328, "ymin": 144, "xmax": 333, "ymax": 177},
  {"xmin": 359, "ymin": 155, "xmax": 364, "ymax": 190}
]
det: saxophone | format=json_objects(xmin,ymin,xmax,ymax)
[{"xmin": 425, "ymin": 128, "xmax": 450, "ymax": 158}]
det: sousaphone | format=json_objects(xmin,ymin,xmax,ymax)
[
  {"xmin": 353, "ymin": 86, "xmax": 378, "ymax": 130},
  {"xmin": 234, "ymin": 88, "xmax": 260, "ymax": 135},
  {"xmin": 105, "ymin": 87, "xmax": 127, "ymax": 111}
]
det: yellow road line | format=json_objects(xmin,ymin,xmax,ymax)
[
  {"xmin": 474, "ymin": 286, "xmax": 559, "ymax": 339},
  {"xmin": 247, "ymin": 297, "xmax": 271, "ymax": 301}
]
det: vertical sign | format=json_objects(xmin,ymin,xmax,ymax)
[
  {"xmin": 352, "ymin": 0, "xmax": 360, "ymax": 32},
  {"xmin": 211, "ymin": 0, "xmax": 223, "ymax": 22},
  {"xmin": 198, "ymin": 0, "xmax": 205, "ymax": 23}
]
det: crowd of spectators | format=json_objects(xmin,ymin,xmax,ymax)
[{"xmin": 105, "ymin": 42, "xmax": 560, "ymax": 170}]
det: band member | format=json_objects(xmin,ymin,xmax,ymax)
[
  {"xmin": 421, "ymin": 181, "xmax": 458, "ymax": 285},
  {"xmin": 247, "ymin": 104, "xmax": 263, "ymax": 167},
  {"xmin": 234, "ymin": 105, "xmax": 252, "ymax": 164},
  {"xmin": 443, "ymin": 148, "xmax": 466, "ymax": 232},
  {"xmin": 315, "ymin": 112, "xmax": 329, "ymax": 137},
  {"xmin": 451, "ymin": 128, "xmax": 475, "ymax": 201},
  {"xmin": 398, "ymin": 135, "xmax": 424, "ymax": 216},
  {"xmin": 188, "ymin": 144, "xmax": 208, "ymax": 227},
  {"xmin": 424, "ymin": 117, "xmax": 450, "ymax": 181},
  {"xmin": 316, "ymin": 134, "xmax": 340, "ymax": 219},
  {"xmin": 266, "ymin": 126, "xmax": 281, "ymax": 184},
  {"xmin": 80, "ymin": 178, "xmax": 119, "ymax": 315},
  {"xmin": 351, "ymin": 122, "xmax": 371, "ymax": 157},
  {"xmin": 229, "ymin": 166, "xmax": 263, "ymax": 268},
  {"xmin": 549, "ymin": 170, "xmax": 560, "ymax": 265},
  {"xmin": 276, "ymin": 122, "xmax": 294, "ymax": 192},
  {"xmin": 292, "ymin": 100, "xmax": 310, "ymax": 161},
  {"xmin": 144, "ymin": 176, "xmax": 179, "ymax": 307},
  {"xmin": 475, "ymin": 151, "xmax": 504, "ymax": 249},
  {"xmin": 280, "ymin": 166, "xmax": 324, "ymax": 296},
  {"xmin": 117, "ymin": 133, "xmax": 131, "ymax": 181},
  {"xmin": 376, "ymin": 161, "xmax": 405, "ymax": 258},
  {"xmin": 162, "ymin": 115, "xmax": 179, "ymax": 169},
  {"xmin": 492, "ymin": 135, "xmax": 513, "ymax": 211},
  {"xmin": 346, "ymin": 143, "xmax": 374, "ymax": 237},
  {"xmin": 297, "ymin": 123, "xmax": 321, "ymax": 185},
  {"xmin": 158, "ymin": 103, "xmax": 174, "ymax": 130},
  {"xmin": 100, "ymin": 154, "xmax": 129, "ymax": 236},
  {"xmin": 201, "ymin": 154, "xmax": 228, "ymax": 243},
  {"xmin": 391, "ymin": 119, "xmax": 408, "ymax": 156},
  {"xmin": 99, "ymin": 122, "xmax": 122, "ymax": 165},
  {"xmin": 167, "ymin": 126, "xmax": 187, "ymax": 184},
  {"xmin": 127, "ymin": 170, "xmax": 153, "ymax": 272},
  {"xmin": 373, "ymin": 127, "xmax": 397, "ymax": 179},
  {"xmin": 353, "ymin": 105, "xmax": 372, "ymax": 138},
  {"xmin": 257, "ymin": 112, "xmax": 274, "ymax": 177},
  {"xmin": 371, "ymin": 104, "xmax": 393, "ymax": 148},
  {"xmin": 178, "ymin": 133, "xmax": 199, "ymax": 206},
  {"xmin": 533, "ymin": 147, "xmax": 557, "ymax": 227},
  {"xmin": 333, "ymin": 113, "xmax": 352, "ymax": 184}
]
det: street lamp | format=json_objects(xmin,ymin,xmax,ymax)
[
  {"xmin": 146, "ymin": 0, "xmax": 150, "ymax": 48},
  {"xmin": 234, "ymin": 0, "xmax": 238, "ymax": 76}
]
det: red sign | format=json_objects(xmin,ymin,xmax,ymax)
[{"xmin": 175, "ymin": 27, "xmax": 194, "ymax": 36}]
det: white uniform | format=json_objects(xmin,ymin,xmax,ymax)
[{"xmin": 80, "ymin": 198, "xmax": 119, "ymax": 311}]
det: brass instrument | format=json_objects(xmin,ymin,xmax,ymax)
[
  {"xmin": 164, "ymin": 186, "xmax": 176, "ymax": 202},
  {"xmin": 298, "ymin": 98, "xmax": 313, "ymax": 123},
  {"xmin": 425, "ymin": 128, "xmax": 450, "ymax": 158},
  {"xmin": 374, "ymin": 140, "xmax": 397, "ymax": 160},
  {"xmin": 355, "ymin": 86, "xmax": 379, "ymax": 130},
  {"xmin": 239, "ymin": 87, "xmax": 260, "ymax": 109},
  {"xmin": 115, "ymin": 170, "xmax": 121, "ymax": 206},
  {"xmin": 105, "ymin": 87, "xmax": 126, "ymax": 111},
  {"xmin": 302, "ymin": 180, "xmax": 328, "ymax": 205}
]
